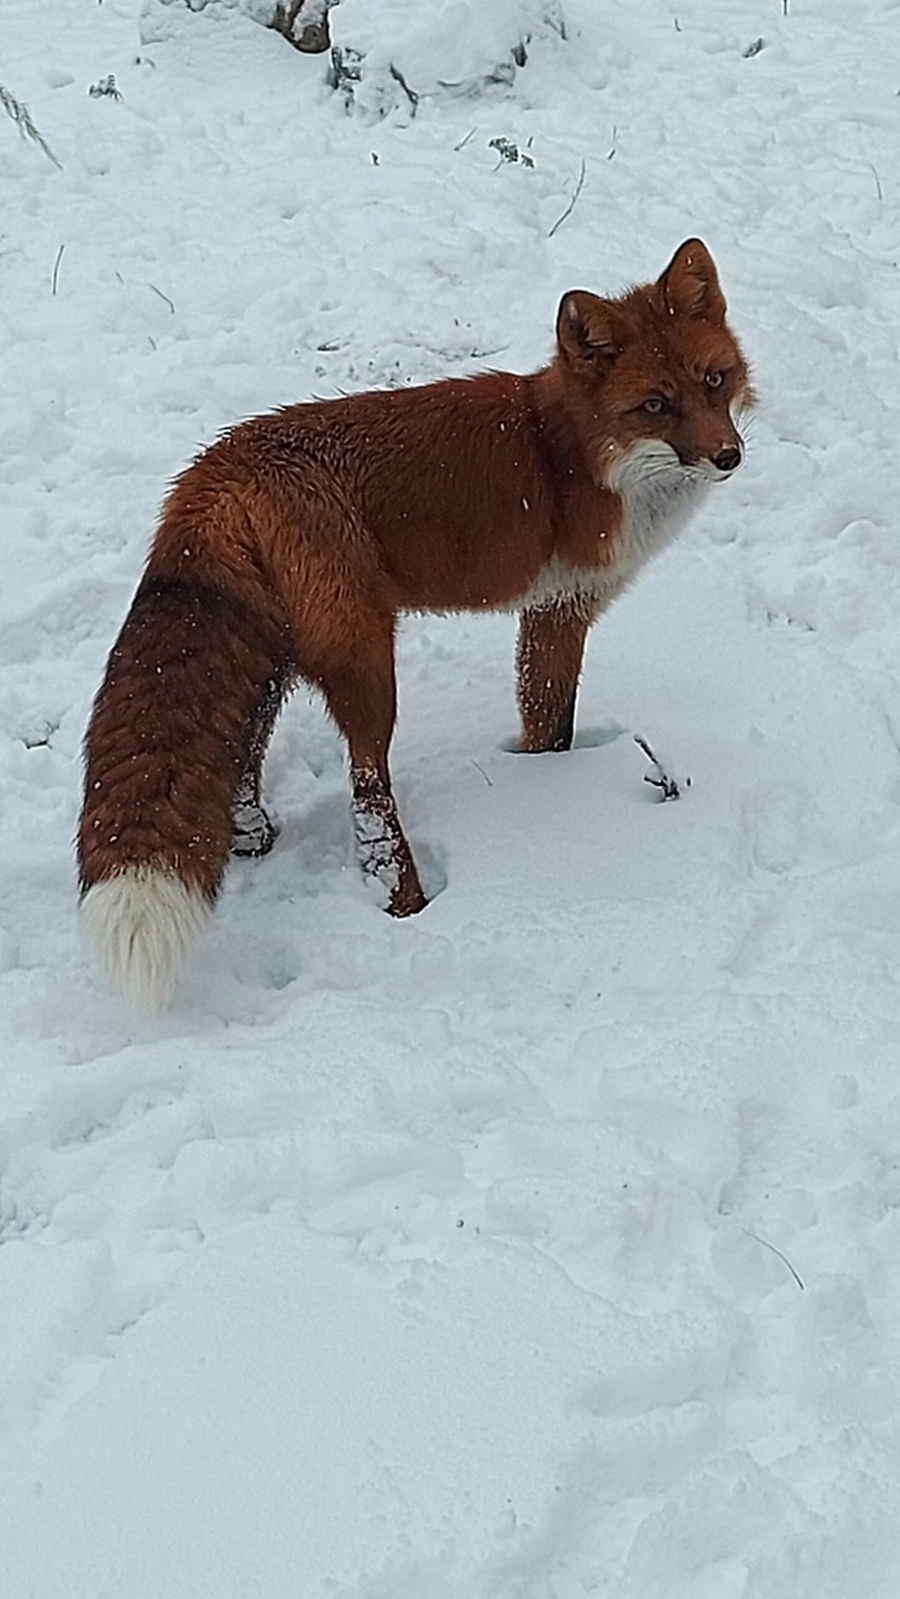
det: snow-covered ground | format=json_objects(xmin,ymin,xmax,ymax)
[{"xmin": 3, "ymin": 0, "xmax": 900, "ymax": 1592}]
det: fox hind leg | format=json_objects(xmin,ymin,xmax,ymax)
[
  {"xmin": 320, "ymin": 631, "xmax": 427, "ymax": 918},
  {"xmin": 231, "ymin": 674, "xmax": 287, "ymax": 858}
]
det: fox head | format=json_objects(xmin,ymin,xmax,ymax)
[{"xmin": 555, "ymin": 239, "xmax": 753, "ymax": 491}]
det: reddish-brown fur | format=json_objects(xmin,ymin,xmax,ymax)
[{"xmin": 78, "ymin": 240, "xmax": 751, "ymax": 992}]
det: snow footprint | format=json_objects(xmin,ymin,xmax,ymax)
[{"xmin": 744, "ymin": 784, "xmax": 804, "ymax": 877}]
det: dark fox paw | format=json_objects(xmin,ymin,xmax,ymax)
[{"xmin": 231, "ymin": 801, "xmax": 279, "ymax": 858}]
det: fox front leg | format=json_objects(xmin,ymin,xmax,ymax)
[{"xmin": 515, "ymin": 599, "xmax": 596, "ymax": 753}]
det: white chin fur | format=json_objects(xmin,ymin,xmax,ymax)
[
  {"xmin": 605, "ymin": 438, "xmax": 683, "ymax": 495},
  {"xmin": 81, "ymin": 869, "xmax": 208, "ymax": 1011}
]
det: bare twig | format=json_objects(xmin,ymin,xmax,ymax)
[
  {"xmin": 454, "ymin": 127, "xmax": 475, "ymax": 152},
  {"xmin": 1, "ymin": 82, "xmax": 62, "ymax": 169},
  {"xmin": 633, "ymin": 734, "xmax": 686, "ymax": 802},
  {"xmin": 490, "ymin": 136, "xmax": 534, "ymax": 170},
  {"xmin": 147, "ymin": 282, "xmax": 175, "ymax": 315},
  {"xmin": 88, "ymin": 74, "xmax": 122, "ymax": 101},
  {"xmin": 470, "ymin": 759, "xmax": 493, "ymax": 787},
  {"xmin": 743, "ymin": 1228, "xmax": 805, "ymax": 1291},
  {"xmin": 547, "ymin": 157, "xmax": 586, "ymax": 239},
  {"xmin": 389, "ymin": 63, "xmax": 419, "ymax": 114},
  {"xmin": 868, "ymin": 162, "xmax": 883, "ymax": 202},
  {"xmin": 51, "ymin": 243, "xmax": 65, "ymax": 297}
]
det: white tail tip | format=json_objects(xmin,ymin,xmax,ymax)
[{"xmin": 81, "ymin": 869, "xmax": 209, "ymax": 1010}]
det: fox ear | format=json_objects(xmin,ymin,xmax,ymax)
[
  {"xmin": 658, "ymin": 239, "xmax": 726, "ymax": 323},
  {"xmin": 557, "ymin": 291, "xmax": 621, "ymax": 368}
]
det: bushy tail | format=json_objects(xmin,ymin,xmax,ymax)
[{"xmin": 78, "ymin": 568, "xmax": 292, "ymax": 1009}]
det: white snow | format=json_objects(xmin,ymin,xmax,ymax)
[{"xmin": 3, "ymin": 0, "xmax": 900, "ymax": 1593}]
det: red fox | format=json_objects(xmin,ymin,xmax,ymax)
[{"xmin": 78, "ymin": 239, "xmax": 752, "ymax": 1008}]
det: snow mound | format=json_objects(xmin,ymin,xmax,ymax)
[
  {"xmin": 139, "ymin": 0, "xmax": 331, "ymax": 51},
  {"xmin": 330, "ymin": 0, "xmax": 567, "ymax": 119}
]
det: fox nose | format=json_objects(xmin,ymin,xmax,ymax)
[{"xmin": 712, "ymin": 446, "xmax": 741, "ymax": 473}]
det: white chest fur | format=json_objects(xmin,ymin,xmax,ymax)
[{"xmin": 520, "ymin": 444, "xmax": 710, "ymax": 614}]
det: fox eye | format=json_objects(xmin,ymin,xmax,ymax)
[
  {"xmin": 642, "ymin": 396, "xmax": 667, "ymax": 415},
  {"xmin": 705, "ymin": 370, "xmax": 725, "ymax": 390}
]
